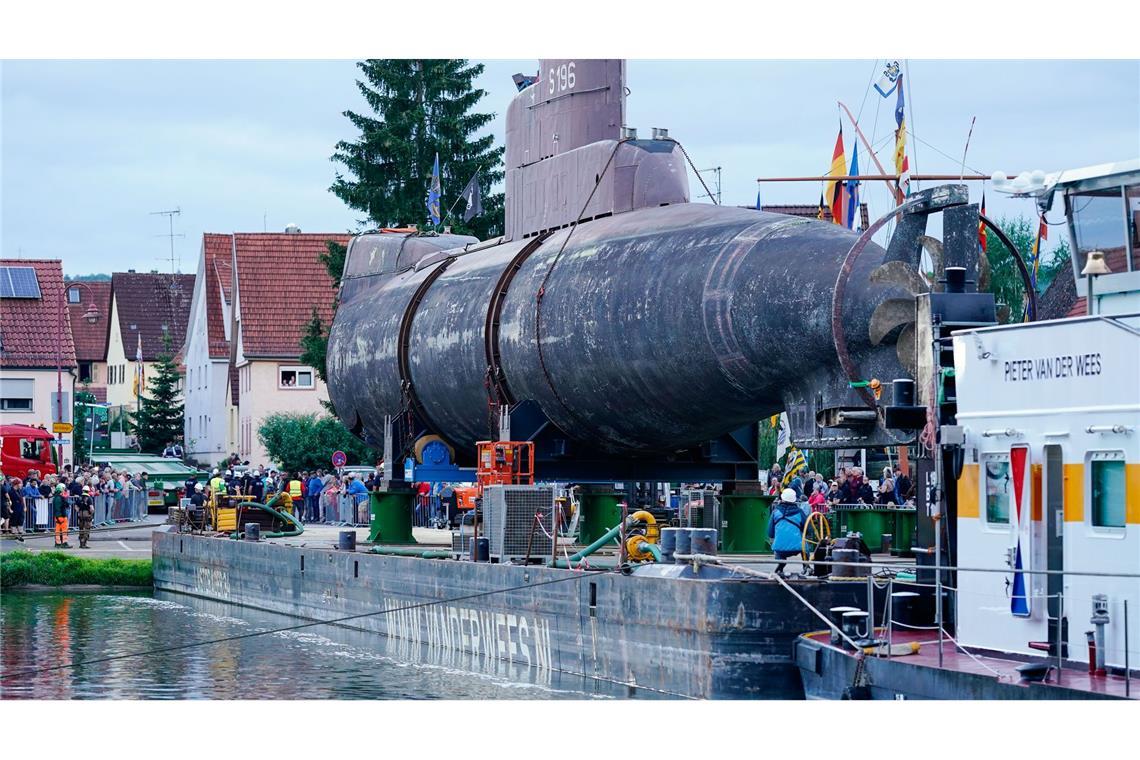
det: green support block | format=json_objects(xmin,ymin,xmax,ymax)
[
  {"xmin": 578, "ymin": 491, "xmax": 623, "ymax": 546},
  {"xmin": 369, "ymin": 489, "xmax": 417, "ymax": 545},
  {"xmin": 721, "ymin": 493, "xmax": 774, "ymax": 553}
]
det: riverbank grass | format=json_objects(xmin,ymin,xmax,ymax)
[{"xmin": 0, "ymin": 551, "xmax": 152, "ymax": 588}]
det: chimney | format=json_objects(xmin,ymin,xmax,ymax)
[{"xmin": 284, "ymin": 223, "xmax": 301, "ymax": 234}]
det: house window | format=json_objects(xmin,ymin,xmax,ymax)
[
  {"xmin": 68, "ymin": 287, "xmax": 81, "ymax": 303},
  {"xmin": 1090, "ymin": 455, "xmax": 1126, "ymax": 529},
  {"xmin": 279, "ymin": 366, "xmax": 314, "ymax": 389},
  {"xmin": 79, "ymin": 362, "xmax": 93, "ymax": 383},
  {"xmin": 983, "ymin": 457, "xmax": 1011, "ymax": 525},
  {"xmin": 0, "ymin": 378, "xmax": 34, "ymax": 412}
]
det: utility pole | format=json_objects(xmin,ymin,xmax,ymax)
[{"xmin": 697, "ymin": 167, "xmax": 722, "ymax": 205}]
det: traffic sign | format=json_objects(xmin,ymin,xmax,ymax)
[
  {"xmin": 53, "ymin": 422, "xmax": 74, "ymax": 434},
  {"xmin": 331, "ymin": 450, "xmax": 347, "ymax": 468}
]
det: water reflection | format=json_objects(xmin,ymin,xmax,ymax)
[{"xmin": 1, "ymin": 591, "xmax": 616, "ymax": 700}]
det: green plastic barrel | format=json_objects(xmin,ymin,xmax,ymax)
[
  {"xmin": 892, "ymin": 509, "xmax": 916, "ymax": 555},
  {"xmin": 835, "ymin": 507, "xmax": 893, "ymax": 552},
  {"xmin": 721, "ymin": 493, "xmax": 774, "ymax": 553},
  {"xmin": 369, "ymin": 489, "xmax": 416, "ymax": 545},
  {"xmin": 578, "ymin": 491, "xmax": 623, "ymax": 545}
]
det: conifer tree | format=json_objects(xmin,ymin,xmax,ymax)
[
  {"xmin": 330, "ymin": 59, "xmax": 505, "ymax": 243},
  {"xmin": 132, "ymin": 334, "xmax": 185, "ymax": 455}
]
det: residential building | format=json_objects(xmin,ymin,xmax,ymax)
[
  {"xmin": 0, "ymin": 259, "xmax": 77, "ymax": 456},
  {"xmin": 230, "ymin": 230, "xmax": 348, "ymax": 466},
  {"xmin": 66, "ymin": 279, "xmax": 112, "ymax": 402},
  {"xmin": 181, "ymin": 234, "xmax": 237, "ymax": 465},
  {"xmin": 104, "ymin": 271, "xmax": 195, "ymax": 413}
]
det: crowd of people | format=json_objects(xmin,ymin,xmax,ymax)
[
  {"xmin": 183, "ymin": 455, "xmax": 385, "ymax": 525},
  {"xmin": 761, "ymin": 463, "xmax": 914, "ymax": 511},
  {"xmin": 0, "ymin": 464, "xmax": 152, "ymax": 547}
]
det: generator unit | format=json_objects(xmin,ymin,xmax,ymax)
[{"xmin": 482, "ymin": 485, "xmax": 555, "ymax": 562}]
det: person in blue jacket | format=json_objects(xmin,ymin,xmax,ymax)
[{"xmin": 767, "ymin": 488, "xmax": 806, "ymax": 576}]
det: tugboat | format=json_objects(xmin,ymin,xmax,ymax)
[{"xmin": 795, "ymin": 160, "xmax": 1140, "ymax": 699}]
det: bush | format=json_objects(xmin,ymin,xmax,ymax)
[
  {"xmin": 258, "ymin": 412, "xmax": 378, "ymax": 473},
  {"xmin": 0, "ymin": 551, "xmax": 152, "ymax": 588}
]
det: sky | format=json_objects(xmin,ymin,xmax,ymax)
[{"xmin": 2, "ymin": 59, "xmax": 1138, "ymax": 276}]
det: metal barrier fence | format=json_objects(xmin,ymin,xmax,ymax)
[
  {"xmin": 19, "ymin": 491, "xmax": 146, "ymax": 532},
  {"xmin": 312, "ymin": 491, "xmax": 370, "ymax": 527}
]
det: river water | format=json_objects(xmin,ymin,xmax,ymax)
[{"xmin": 0, "ymin": 590, "xmax": 620, "ymax": 700}]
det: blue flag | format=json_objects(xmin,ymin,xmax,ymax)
[
  {"xmin": 846, "ymin": 142, "xmax": 861, "ymax": 230},
  {"xmin": 755, "ymin": 184, "xmax": 762, "ymax": 210},
  {"xmin": 426, "ymin": 153, "xmax": 442, "ymax": 226}
]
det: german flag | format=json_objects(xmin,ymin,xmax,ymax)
[{"xmin": 825, "ymin": 123, "xmax": 846, "ymax": 226}]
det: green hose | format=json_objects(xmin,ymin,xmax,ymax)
[
  {"xmin": 551, "ymin": 523, "xmax": 623, "ymax": 568},
  {"xmin": 370, "ymin": 546, "xmax": 452, "ymax": 559},
  {"xmin": 644, "ymin": 542, "xmax": 662, "ymax": 562},
  {"xmin": 229, "ymin": 500, "xmax": 304, "ymax": 539}
]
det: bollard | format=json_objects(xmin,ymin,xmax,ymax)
[
  {"xmin": 658, "ymin": 527, "xmax": 679, "ymax": 563},
  {"xmin": 338, "ymin": 530, "xmax": 357, "ymax": 551},
  {"xmin": 673, "ymin": 528, "xmax": 692, "ymax": 563},
  {"xmin": 244, "ymin": 522, "xmax": 261, "ymax": 542}
]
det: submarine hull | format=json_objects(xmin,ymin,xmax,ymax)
[{"xmin": 327, "ymin": 203, "xmax": 905, "ymax": 457}]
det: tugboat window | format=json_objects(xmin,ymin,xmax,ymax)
[
  {"xmin": 984, "ymin": 459, "xmax": 1011, "ymax": 524},
  {"xmin": 1068, "ymin": 187, "xmax": 1127, "ymax": 278},
  {"xmin": 1090, "ymin": 458, "xmax": 1125, "ymax": 529}
]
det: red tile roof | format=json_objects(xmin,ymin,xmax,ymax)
[
  {"xmin": 66, "ymin": 280, "xmax": 112, "ymax": 362},
  {"xmin": 761, "ymin": 203, "xmax": 871, "ymax": 229},
  {"xmin": 0, "ymin": 259, "xmax": 76, "ymax": 369},
  {"xmin": 1064, "ymin": 247, "xmax": 1130, "ymax": 317},
  {"xmin": 80, "ymin": 385, "xmax": 108, "ymax": 403},
  {"xmin": 232, "ymin": 232, "xmax": 348, "ymax": 358},
  {"xmin": 202, "ymin": 234, "xmax": 234, "ymax": 359},
  {"xmin": 111, "ymin": 272, "xmax": 196, "ymax": 361}
]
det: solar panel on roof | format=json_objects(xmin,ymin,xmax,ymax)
[{"xmin": 0, "ymin": 266, "xmax": 42, "ymax": 299}]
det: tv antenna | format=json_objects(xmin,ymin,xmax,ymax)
[{"xmin": 150, "ymin": 207, "xmax": 184, "ymax": 274}]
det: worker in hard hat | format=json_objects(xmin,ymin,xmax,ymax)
[
  {"xmin": 767, "ymin": 488, "xmax": 806, "ymax": 576},
  {"xmin": 52, "ymin": 484, "xmax": 71, "ymax": 548},
  {"xmin": 76, "ymin": 485, "xmax": 95, "ymax": 548},
  {"xmin": 187, "ymin": 482, "xmax": 207, "ymax": 531}
]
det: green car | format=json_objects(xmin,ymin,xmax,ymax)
[{"xmin": 91, "ymin": 453, "xmax": 210, "ymax": 510}]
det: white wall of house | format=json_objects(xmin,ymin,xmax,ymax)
[
  {"xmin": 0, "ymin": 369, "xmax": 76, "ymax": 428},
  {"xmin": 181, "ymin": 252, "xmax": 236, "ymax": 466}
]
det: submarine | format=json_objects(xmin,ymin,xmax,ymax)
[{"xmin": 326, "ymin": 59, "xmax": 917, "ymax": 479}]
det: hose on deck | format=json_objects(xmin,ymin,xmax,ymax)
[{"xmin": 229, "ymin": 498, "xmax": 304, "ymax": 539}]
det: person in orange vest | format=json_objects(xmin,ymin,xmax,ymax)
[
  {"xmin": 287, "ymin": 473, "xmax": 304, "ymax": 519},
  {"xmin": 52, "ymin": 484, "xmax": 71, "ymax": 548}
]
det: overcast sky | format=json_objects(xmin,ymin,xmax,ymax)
[{"xmin": 2, "ymin": 59, "xmax": 1137, "ymax": 275}]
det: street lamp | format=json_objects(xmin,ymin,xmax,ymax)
[{"xmin": 58, "ymin": 281, "xmax": 103, "ymax": 467}]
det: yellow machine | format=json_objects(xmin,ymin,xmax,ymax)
[
  {"xmin": 208, "ymin": 492, "xmax": 258, "ymax": 533},
  {"xmin": 624, "ymin": 510, "xmax": 660, "ymax": 561}
]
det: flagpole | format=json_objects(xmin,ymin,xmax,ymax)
[
  {"xmin": 441, "ymin": 168, "xmax": 481, "ymax": 228},
  {"xmin": 838, "ymin": 101, "xmax": 903, "ymax": 203}
]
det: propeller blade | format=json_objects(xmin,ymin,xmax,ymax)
[
  {"xmin": 919, "ymin": 235, "xmax": 944, "ymax": 292},
  {"xmin": 896, "ymin": 323, "xmax": 917, "ymax": 377},
  {"xmin": 870, "ymin": 260, "xmax": 928, "ymax": 296},
  {"xmin": 978, "ymin": 246, "xmax": 991, "ymax": 293},
  {"xmin": 869, "ymin": 298, "xmax": 917, "ymax": 346}
]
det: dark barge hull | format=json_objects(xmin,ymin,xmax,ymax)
[
  {"xmin": 795, "ymin": 634, "xmax": 1130, "ymax": 700},
  {"xmin": 152, "ymin": 533, "xmax": 879, "ymax": 699}
]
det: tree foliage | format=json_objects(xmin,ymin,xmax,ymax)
[
  {"xmin": 131, "ymin": 334, "xmax": 184, "ymax": 454},
  {"xmin": 299, "ymin": 308, "xmax": 328, "ymax": 383},
  {"xmin": 73, "ymin": 389, "xmax": 96, "ymax": 464},
  {"xmin": 330, "ymin": 59, "xmax": 505, "ymax": 242},
  {"xmin": 987, "ymin": 215, "xmax": 1071, "ymax": 323},
  {"xmin": 257, "ymin": 413, "xmax": 378, "ymax": 473}
]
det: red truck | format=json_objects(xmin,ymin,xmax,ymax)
[{"xmin": 1, "ymin": 424, "xmax": 58, "ymax": 481}]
